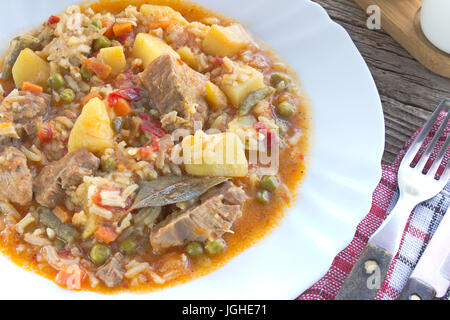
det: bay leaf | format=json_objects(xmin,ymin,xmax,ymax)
[{"xmin": 132, "ymin": 176, "xmax": 229, "ymax": 209}]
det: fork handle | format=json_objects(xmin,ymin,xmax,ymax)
[
  {"xmin": 398, "ymin": 278, "xmax": 436, "ymax": 300},
  {"xmin": 335, "ymin": 195, "xmax": 417, "ymax": 300},
  {"xmin": 335, "ymin": 243, "xmax": 392, "ymax": 300}
]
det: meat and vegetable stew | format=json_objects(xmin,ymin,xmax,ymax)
[{"xmin": 0, "ymin": 0, "xmax": 310, "ymax": 292}]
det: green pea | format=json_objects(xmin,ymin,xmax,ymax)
[
  {"xmin": 90, "ymin": 18, "xmax": 102, "ymax": 29},
  {"xmin": 101, "ymin": 157, "xmax": 117, "ymax": 172},
  {"xmin": 259, "ymin": 175, "xmax": 279, "ymax": 192},
  {"xmin": 204, "ymin": 239, "xmax": 225, "ymax": 255},
  {"xmin": 119, "ymin": 237, "xmax": 139, "ymax": 255},
  {"xmin": 256, "ymin": 190, "xmax": 270, "ymax": 205},
  {"xmin": 93, "ymin": 36, "xmax": 111, "ymax": 51},
  {"xmin": 186, "ymin": 242, "xmax": 204, "ymax": 257},
  {"xmin": 113, "ymin": 117, "xmax": 123, "ymax": 133},
  {"xmin": 277, "ymin": 101, "xmax": 296, "ymax": 118},
  {"xmin": 90, "ymin": 244, "xmax": 111, "ymax": 265},
  {"xmin": 60, "ymin": 88, "xmax": 75, "ymax": 104},
  {"xmin": 80, "ymin": 65, "xmax": 93, "ymax": 80},
  {"xmin": 48, "ymin": 72, "xmax": 65, "ymax": 90}
]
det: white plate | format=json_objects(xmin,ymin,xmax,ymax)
[{"xmin": 0, "ymin": 0, "xmax": 384, "ymax": 299}]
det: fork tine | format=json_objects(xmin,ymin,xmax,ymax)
[
  {"xmin": 416, "ymin": 110, "xmax": 450, "ymax": 171},
  {"xmin": 440, "ymin": 161, "xmax": 450, "ymax": 183},
  {"xmin": 428, "ymin": 132, "xmax": 450, "ymax": 179},
  {"xmin": 402, "ymin": 100, "xmax": 448, "ymax": 166}
]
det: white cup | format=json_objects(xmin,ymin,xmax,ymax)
[{"xmin": 421, "ymin": 0, "xmax": 450, "ymax": 54}]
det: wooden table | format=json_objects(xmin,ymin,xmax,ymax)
[{"xmin": 315, "ymin": 0, "xmax": 450, "ymax": 164}]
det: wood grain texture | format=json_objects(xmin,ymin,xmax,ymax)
[
  {"xmin": 354, "ymin": 0, "xmax": 450, "ymax": 78},
  {"xmin": 314, "ymin": 0, "xmax": 450, "ymax": 164}
]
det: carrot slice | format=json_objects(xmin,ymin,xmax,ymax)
[
  {"xmin": 113, "ymin": 22, "xmax": 133, "ymax": 37},
  {"xmin": 94, "ymin": 224, "xmax": 119, "ymax": 244},
  {"xmin": 81, "ymin": 57, "xmax": 112, "ymax": 80},
  {"xmin": 82, "ymin": 92, "xmax": 102, "ymax": 106},
  {"xmin": 22, "ymin": 82, "xmax": 43, "ymax": 94},
  {"xmin": 113, "ymin": 98, "xmax": 132, "ymax": 117},
  {"xmin": 102, "ymin": 18, "xmax": 114, "ymax": 39}
]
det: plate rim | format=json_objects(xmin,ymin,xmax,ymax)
[{"xmin": 0, "ymin": 0, "xmax": 385, "ymax": 300}]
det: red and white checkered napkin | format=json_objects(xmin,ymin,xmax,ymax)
[{"xmin": 298, "ymin": 112, "xmax": 450, "ymax": 300}]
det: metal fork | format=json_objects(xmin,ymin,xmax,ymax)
[{"xmin": 336, "ymin": 99, "xmax": 450, "ymax": 300}]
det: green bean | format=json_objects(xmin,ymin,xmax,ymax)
[
  {"xmin": 186, "ymin": 242, "xmax": 204, "ymax": 256},
  {"xmin": 119, "ymin": 237, "xmax": 139, "ymax": 255},
  {"xmin": 58, "ymin": 224, "xmax": 80, "ymax": 244},
  {"xmin": 81, "ymin": 65, "xmax": 94, "ymax": 80},
  {"xmin": 1, "ymin": 35, "xmax": 39, "ymax": 81},
  {"xmin": 38, "ymin": 207, "xmax": 61, "ymax": 230},
  {"xmin": 277, "ymin": 101, "xmax": 296, "ymax": 118},
  {"xmin": 256, "ymin": 190, "xmax": 270, "ymax": 205},
  {"xmin": 270, "ymin": 73, "xmax": 290, "ymax": 89},
  {"xmin": 238, "ymin": 87, "xmax": 275, "ymax": 116},
  {"xmin": 259, "ymin": 175, "xmax": 279, "ymax": 192},
  {"xmin": 54, "ymin": 239, "xmax": 65, "ymax": 250},
  {"xmin": 93, "ymin": 36, "xmax": 111, "ymax": 51},
  {"xmin": 38, "ymin": 207, "xmax": 80, "ymax": 244},
  {"xmin": 48, "ymin": 72, "xmax": 65, "ymax": 90},
  {"xmin": 60, "ymin": 88, "xmax": 75, "ymax": 104},
  {"xmin": 90, "ymin": 244, "xmax": 111, "ymax": 265},
  {"xmin": 204, "ymin": 239, "xmax": 225, "ymax": 255}
]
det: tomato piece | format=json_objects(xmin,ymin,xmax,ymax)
[
  {"xmin": 139, "ymin": 146, "xmax": 153, "ymax": 158},
  {"xmin": 214, "ymin": 56, "xmax": 224, "ymax": 66},
  {"xmin": 55, "ymin": 264, "xmax": 85, "ymax": 290},
  {"xmin": 37, "ymin": 123, "xmax": 54, "ymax": 143},
  {"xmin": 107, "ymin": 87, "xmax": 141, "ymax": 107},
  {"xmin": 48, "ymin": 15, "xmax": 61, "ymax": 24},
  {"xmin": 138, "ymin": 114, "xmax": 166, "ymax": 137},
  {"xmin": 139, "ymin": 137, "xmax": 160, "ymax": 158},
  {"xmin": 254, "ymin": 122, "xmax": 279, "ymax": 147},
  {"xmin": 117, "ymin": 31, "xmax": 135, "ymax": 46}
]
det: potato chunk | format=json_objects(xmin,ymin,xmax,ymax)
[
  {"xmin": 132, "ymin": 33, "xmax": 180, "ymax": 68},
  {"xmin": 12, "ymin": 48, "xmax": 50, "ymax": 88},
  {"xmin": 219, "ymin": 64, "xmax": 265, "ymax": 107},
  {"xmin": 140, "ymin": 4, "xmax": 188, "ymax": 25},
  {"xmin": 182, "ymin": 131, "xmax": 248, "ymax": 177},
  {"xmin": 205, "ymin": 81, "xmax": 228, "ymax": 110},
  {"xmin": 68, "ymin": 98, "xmax": 114, "ymax": 154},
  {"xmin": 98, "ymin": 46, "xmax": 126, "ymax": 75},
  {"xmin": 203, "ymin": 24, "xmax": 250, "ymax": 57},
  {"xmin": 177, "ymin": 46, "xmax": 195, "ymax": 67}
]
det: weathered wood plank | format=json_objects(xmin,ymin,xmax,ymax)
[{"xmin": 314, "ymin": 0, "xmax": 450, "ymax": 164}]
